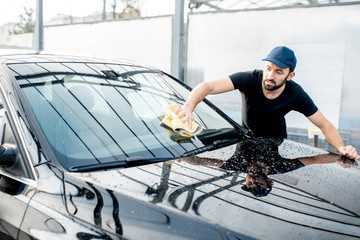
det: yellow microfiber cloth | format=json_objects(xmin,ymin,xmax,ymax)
[{"xmin": 161, "ymin": 104, "xmax": 203, "ymax": 137}]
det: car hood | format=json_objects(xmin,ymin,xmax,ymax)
[{"xmin": 63, "ymin": 145, "xmax": 360, "ymax": 240}]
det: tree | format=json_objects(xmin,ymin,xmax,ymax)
[
  {"xmin": 110, "ymin": 0, "xmax": 118, "ymax": 19},
  {"xmin": 120, "ymin": 0, "xmax": 143, "ymax": 18},
  {"xmin": 108, "ymin": 0, "xmax": 143, "ymax": 19},
  {"xmin": 10, "ymin": 7, "xmax": 35, "ymax": 35},
  {"xmin": 103, "ymin": 0, "xmax": 107, "ymax": 20}
]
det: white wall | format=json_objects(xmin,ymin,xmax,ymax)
[
  {"xmin": 44, "ymin": 16, "xmax": 173, "ymax": 73},
  {"xmin": 0, "ymin": 32, "xmax": 33, "ymax": 48},
  {"xmin": 186, "ymin": 5, "xmax": 360, "ymax": 131},
  {"xmin": 42, "ymin": 6, "xmax": 360, "ymax": 135}
]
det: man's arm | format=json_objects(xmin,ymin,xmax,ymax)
[
  {"xmin": 178, "ymin": 155, "xmax": 224, "ymax": 167},
  {"xmin": 177, "ymin": 77, "xmax": 235, "ymax": 126},
  {"xmin": 307, "ymin": 110, "xmax": 360, "ymax": 161}
]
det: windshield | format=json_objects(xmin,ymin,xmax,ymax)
[{"xmin": 7, "ymin": 62, "xmax": 243, "ymax": 171}]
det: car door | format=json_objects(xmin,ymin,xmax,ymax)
[
  {"xmin": 0, "ymin": 104, "xmax": 38, "ymax": 239},
  {"xmin": 0, "ymin": 69, "xmax": 40, "ymax": 239}
]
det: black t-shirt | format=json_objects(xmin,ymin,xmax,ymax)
[{"xmin": 229, "ymin": 70, "xmax": 318, "ymax": 138}]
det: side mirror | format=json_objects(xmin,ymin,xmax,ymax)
[{"xmin": 0, "ymin": 144, "xmax": 17, "ymax": 168}]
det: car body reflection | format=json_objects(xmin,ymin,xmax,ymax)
[{"xmin": 66, "ymin": 141, "xmax": 360, "ymax": 239}]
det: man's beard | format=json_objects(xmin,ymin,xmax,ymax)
[
  {"xmin": 263, "ymin": 78, "xmax": 287, "ymax": 91},
  {"xmin": 263, "ymin": 70, "xmax": 292, "ymax": 91}
]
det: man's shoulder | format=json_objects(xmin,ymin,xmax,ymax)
[
  {"xmin": 286, "ymin": 80, "xmax": 314, "ymax": 103},
  {"xmin": 287, "ymin": 80, "xmax": 306, "ymax": 93},
  {"xmin": 252, "ymin": 69, "xmax": 263, "ymax": 79},
  {"xmin": 229, "ymin": 69, "xmax": 263, "ymax": 81},
  {"xmin": 229, "ymin": 69, "xmax": 262, "ymax": 90}
]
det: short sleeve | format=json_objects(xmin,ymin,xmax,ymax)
[
  {"xmin": 294, "ymin": 88, "xmax": 318, "ymax": 117},
  {"xmin": 229, "ymin": 70, "xmax": 260, "ymax": 92}
]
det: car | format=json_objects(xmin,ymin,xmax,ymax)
[{"xmin": 0, "ymin": 50, "xmax": 359, "ymax": 240}]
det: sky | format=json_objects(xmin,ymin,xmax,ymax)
[{"xmin": 0, "ymin": 0, "xmax": 175, "ymax": 26}]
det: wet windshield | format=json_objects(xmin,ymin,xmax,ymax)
[{"xmin": 7, "ymin": 62, "xmax": 243, "ymax": 171}]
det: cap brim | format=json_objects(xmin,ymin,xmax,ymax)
[{"xmin": 262, "ymin": 57, "xmax": 288, "ymax": 69}]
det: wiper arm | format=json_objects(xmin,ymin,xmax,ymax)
[
  {"xmin": 181, "ymin": 139, "xmax": 240, "ymax": 157},
  {"xmin": 116, "ymin": 69, "xmax": 162, "ymax": 79},
  {"xmin": 69, "ymin": 156, "xmax": 176, "ymax": 172}
]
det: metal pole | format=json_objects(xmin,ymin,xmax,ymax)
[
  {"xmin": 35, "ymin": 0, "xmax": 44, "ymax": 51},
  {"xmin": 314, "ymin": 135, "xmax": 319, "ymax": 148},
  {"xmin": 171, "ymin": 0, "xmax": 185, "ymax": 80}
]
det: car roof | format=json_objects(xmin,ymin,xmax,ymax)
[{"xmin": 0, "ymin": 49, "xmax": 140, "ymax": 66}]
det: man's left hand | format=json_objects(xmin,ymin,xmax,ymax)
[
  {"xmin": 338, "ymin": 145, "xmax": 360, "ymax": 160},
  {"xmin": 337, "ymin": 145, "xmax": 359, "ymax": 168}
]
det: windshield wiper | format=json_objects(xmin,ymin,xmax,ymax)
[{"xmin": 69, "ymin": 156, "xmax": 177, "ymax": 172}]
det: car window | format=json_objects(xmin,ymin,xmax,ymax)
[{"xmin": 8, "ymin": 62, "xmax": 242, "ymax": 171}]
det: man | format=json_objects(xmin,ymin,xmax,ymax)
[{"xmin": 178, "ymin": 46, "xmax": 359, "ymax": 164}]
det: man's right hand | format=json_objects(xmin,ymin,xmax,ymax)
[
  {"xmin": 175, "ymin": 77, "xmax": 235, "ymax": 128},
  {"xmin": 176, "ymin": 105, "xmax": 195, "ymax": 128}
]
